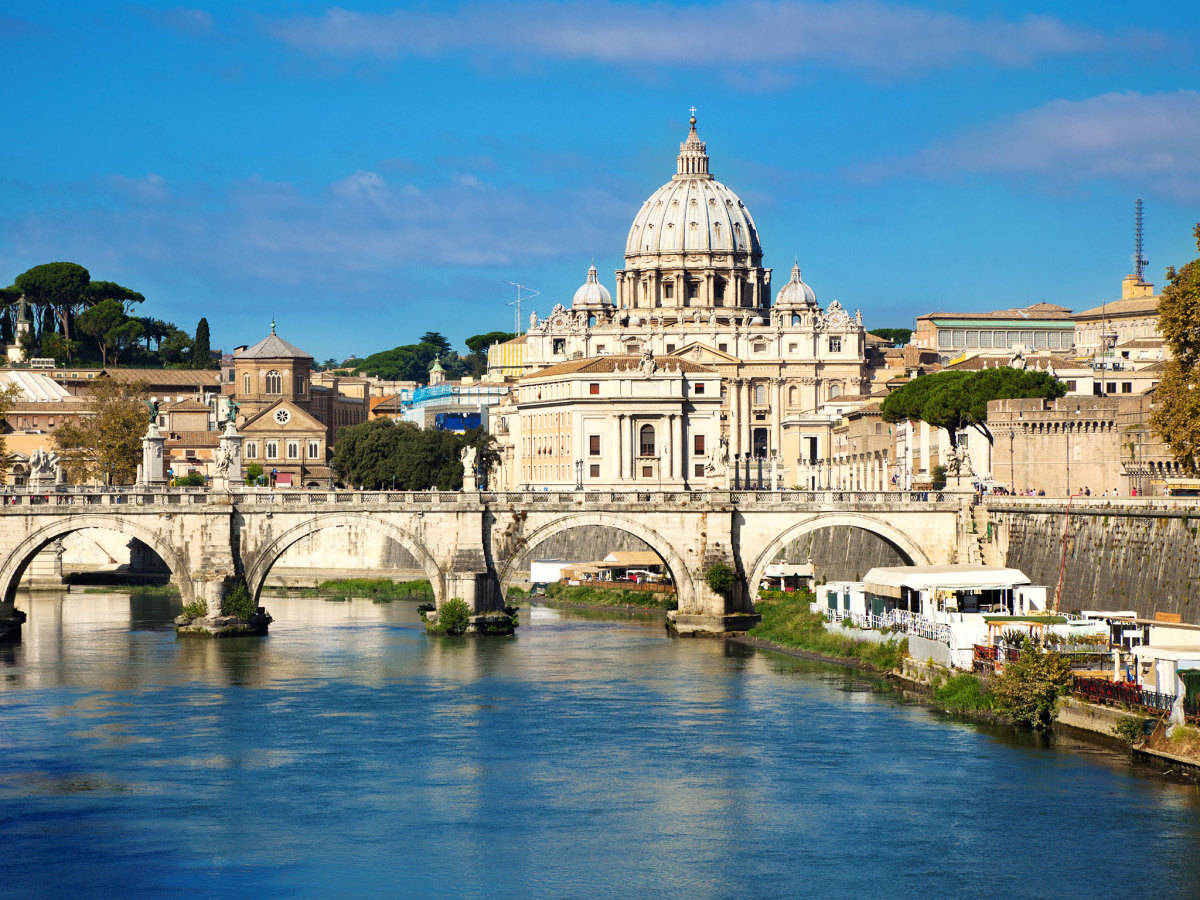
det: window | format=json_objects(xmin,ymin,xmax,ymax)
[
  {"xmin": 243, "ymin": 374, "xmax": 250, "ymax": 393},
  {"xmin": 663, "ymin": 281, "xmax": 673, "ymax": 299},
  {"xmin": 754, "ymin": 383, "xmax": 767, "ymax": 405},
  {"xmin": 718, "ymin": 343, "xmax": 728, "ymax": 352},
  {"xmin": 666, "ymin": 344, "xmax": 675, "ymax": 354},
  {"xmin": 639, "ymin": 424, "xmax": 655, "ymax": 456},
  {"xmin": 694, "ymin": 434, "xmax": 705, "ymax": 455},
  {"xmin": 297, "ymin": 377, "xmax": 306, "ymax": 396},
  {"xmin": 1106, "ymin": 382, "xmax": 1117, "ymax": 394},
  {"xmin": 589, "ymin": 435, "xmax": 600, "ymax": 456},
  {"xmin": 694, "ymin": 383, "xmax": 704, "ymax": 394},
  {"xmin": 1065, "ymin": 380, "xmax": 1077, "ymax": 392},
  {"xmin": 596, "ymin": 344, "xmax": 606, "ymax": 354},
  {"xmin": 589, "ymin": 383, "xmax": 600, "ymax": 395},
  {"xmin": 245, "ymin": 442, "xmax": 258, "ymax": 459},
  {"xmin": 1122, "ymin": 382, "xmax": 1132, "ymax": 394},
  {"xmin": 695, "ymin": 463, "xmax": 705, "ymax": 477},
  {"xmin": 828, "ymin": 336, "xmax": 841, "ymax": 353},
  {"xmin": 265, "ymin": 441, "xmax": 278, "ymax": 459},
  {"xmin": 687, "ymin": 281, "xmax": 700, "ymax": 300},
  {"xmin": 590, "ymin": 464, "xmax": 600, "ymax": 477},
  {"xmin": 308, "ymin": 440, "xmax": 321, "ymax": 458},
  {"xmin": 791, "ymin": 314, "xmax": 801, "ymax": 326},
  {"xmin": 788, "ymin": 386, "xmax": 798, "ymax": 406},
  {"xmin": 553, "ymin": 339, "xmax": 565, "ymax": 355},
  {"xmin": 265, "ymin": 370, "xmax": 282, "ymax": 394},
  {"xmin": 287, "ymin": 441, "xmax": 299, "ymax": 460},
  {"xmin": 642, "ymin": 465, "xmax": 653, "ymax": 477},
  {"xmin": 829, "ymin": 383, "xmax": 842, "ymax": 400}
]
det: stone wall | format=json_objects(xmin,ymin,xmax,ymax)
[
  {"xmin": 776, "ymin": 525, "xmax": 909, "ymax": 583},
  {"xmin": 995, "ymin": 508, "xmax": 1200, "ymax": 622},
  {"xmin": 512, "ymin": 526, "xmax": 653, "ymax": 578}
]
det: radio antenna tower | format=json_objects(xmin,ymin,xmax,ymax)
[
  {"xmin": 1134, "ymin": 198, "xmax": 1148, "ymax": 282},
  {"xmin": 507, "ymin": 281, "xmax": 540, "ymax": 334}
]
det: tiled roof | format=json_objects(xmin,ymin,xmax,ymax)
[
  {"xmin": 525, "ymin": 355, "xmax": 716, "ymax": 379},
  {"xmin": 237, "ymin": 332, "xmax": 313, "ymax": 360},
  {"xmin": 98, "ymin": 368, "xmax": 222, "ymax": 386},
  {"xmin": 1072, "ymin": 297, "xmax": 1160, "ymax": 319},
  {"xmin": 164, "ymin": 399, "xmax": 210, "ymax": 412},
  {"xmin": 919, "ymin": 302, "xmax": 1073, "ymax": 321},
  {"xmin": 944, "ymin": 353, "xmax": 1080, "ymax": 372}
]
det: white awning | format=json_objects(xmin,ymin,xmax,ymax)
[{"xmin": 864, "ymin": 565, "xmax": 1031, "ymax": 598}]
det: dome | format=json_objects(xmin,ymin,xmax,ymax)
[
  {"xmin": 571, "ymin": 264, "xmax": 613, "ymax": 309},
  {"xmin": 775, "ymin": 261, "xmax": 817, "ymax": 307},
  {"xmin": 624, "ymin": 118, "xmax": 762, "ymax": 262}
]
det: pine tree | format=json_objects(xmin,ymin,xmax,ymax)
[{"xmin": 192, "ymin": 317, "xmax": 212, "ymax": 369}]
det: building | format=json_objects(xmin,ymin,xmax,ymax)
[
  {"xmin": 1072, "ymin": 270, "xmax": 1160, "ymax": 356},
  {"xmin": 499, "ymin": 115, "xmax": 871, "ymax": 487},
  {"xmin": 912, "ymin": 302, "xmax": 1075, "ymax": 362},
  {"xmin": 498, "ymin": 352, "xmax": 722, "ymax": 491}
]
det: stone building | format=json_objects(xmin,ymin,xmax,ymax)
[
  {"xmin": 504, "ymin": 115, "xmax": 870, "ymax": 486},
  {"xmin": 912, "ymin": 302, "xmax": 1075, "ymax": 362},
  {"xmin": 494, "ymin": 352, "xmax": 722, "ymax": 491}
]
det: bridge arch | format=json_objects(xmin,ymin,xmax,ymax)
[
  {"xmin": 746, "ymin": 513, "xmax": 933, "ymax": 603},
  {"xmin": 0, "ymin": 515, "xmax": 195, "ymax": 605},
  {"xmin": 496, "ymin": 512, "xmax": 698, "ymax": 611},
  {"xmin": 243, "ymin": 512, "xmax": 444, "ymax": 604}
]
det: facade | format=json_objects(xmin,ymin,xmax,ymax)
[
  {"xmin": 503, "ymin": 116, "xmax": 871, "ymax": 486},
  {"xmin": 496, "ymin": 353, "xmax": 722, "ymax": 491},
  {"xmin": 913, "ymin": 302, "xmax": 1075, "ymax": 361},
  {"xmin": 1072, "ymin": 274, "xmax": 1159, "ymax": 356}
]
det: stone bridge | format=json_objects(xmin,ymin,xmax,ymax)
[{"xmin": 0, "ymin": 488, "xmax": 972, "ymax": 635}]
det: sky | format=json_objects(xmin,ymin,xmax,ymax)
[{"xmin": 2, "ymin": 1, "xmax": 1199, "ymax": 363}]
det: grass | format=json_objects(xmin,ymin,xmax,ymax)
[
  {"xmin": 542, "ymin": 582, "xmax": 677, "ymax": 611},
  {"xmin": 266, "ymin": 578, "xmax": 434, "ymax": 603},
  {"xmin": 932, "ymin": 674, "xmax": 995, "ymax": 713},
  {"xmin": 749, "ymin": 590, "xmax": 907, "ymax": 672},
  {"xmin": 83, "ymin": 584, "xmax": 180, "ymax": 599}
]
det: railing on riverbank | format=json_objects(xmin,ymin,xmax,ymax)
[
  {"xmin": 0, "ymin": 486, "xmax": 962, "ymax": 511},
  {"xmin": 1071, "ymin": 676, "xmax": 1176, "ymax": 714},
  {"xmin": 823, "ymin": 608, "xmax": 949, "ymax": 643}
]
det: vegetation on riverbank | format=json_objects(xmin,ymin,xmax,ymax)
[
  {"xmin": 991, "ymin": 640, "xmax": 1074, "ymax": 729},
  {"xmin": 264, "ymin": 578, "xmax": 434, "ymax": 603},
  {"xmin": 932, "ymin": 673, "xmax": 995, "ymax": 713},
  {"xmin": 536, "ymin": 581, "xmax": 677, "ymax": 611},
  {"xmin": 749, "ymin": 589, "xmax": 907, "ymax": 671},
  {"xmin": 82, "ymin": 583, "xmax": 180, "ymax": 599}
]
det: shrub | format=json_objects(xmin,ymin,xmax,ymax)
[
  {"xmin": 436, "ymin": 598, "xmax": 471, "ymax": 635},
  {"xmin": 220, "ymin": 581, "xmax": 257, "ymax": 620},
  {"xmin": 705, "ymin": 562, "xmax": 736, "ymax": 599},
  {"xmin": 244, "ymin": 463, "xmax": 264, "ymax": 485},
  {"xmin": 991, "ymin": 639, "xmax": 1073, "ymax": 729},
  {"xmin": 933, "ymin": 674, "xmax": 994, "ymax": 713},
  {"xmin": 750, "ymin": 590, "xmax": 907, "ymax": 671},
  {"xmin": 181, "ymin": 599, "xmax": 208, "ymax": 619},
  {"xmin": 931, "ymin": 465, "xmax": 947, "ymax": 490},
  {"xmin": 1113, "ymin": 715, "xmax": 1149, "ymax": 744}
]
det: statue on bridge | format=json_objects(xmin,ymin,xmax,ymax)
[
  {"xmin": 460, "ymin": 445, "xmax": 478, "ymax": 491},
  {"xmin": 28, "ymin": 448, "xmax": 61, "ymax": 489}
]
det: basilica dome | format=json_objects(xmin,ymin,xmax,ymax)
[
  {"xmin": 571, "ymin": 263, "xmax": 613, "ymax": 310},
  {"xmin": 624, "ymin": 118, "xmax": 762, "ymax": 262},
  {"xmin": 775, "ymin": 262, "xmax": 817, "ymax": 308}
]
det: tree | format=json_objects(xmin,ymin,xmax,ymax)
[
  {"xmin": 78, "ymin": 299, "xmax": 130, "ymax": 368},
  {"xmin": 53, "ymin": 377, "xmax": 150, "ymax": 485},
  {"xmin": 881, "ymin": 367, "xmax": 1066, "ymax": 448},
  {"xmin": 87, "ymin": 280, "xmax": 144, "ymax": 314},
  {"xmin": 13, "ymin": 262, "xmax": 91, "ymax": 359},
  {"xmin": 331, "ymin": 419, "xmax": 487, "ymax": 490},
  {"xmin": 0, "ymin": 383, "xmax": 24, "ymax": 479},
  {"xmin": 419, "ymin": 332, "xmax": 451, "ymax": 355},
  {"xmin": 991, "ymin": 639, "xmax": 1073, "ymax": 729},
  {"xmin": 464, "ymin": 331, "xmax": 516, "ymax": 377},
  {"xmin": 192, "ymin": 317, "xmax": 213, "ymax": 369},
  {"xmin": 1151, "ymin": 225, "xmax": 1200, "ymax": 472},
  {"xmin": 160, "ymin": 327, "xmax": 193, "ymax": 366},
  {"xmin": 868, "ymin": 328, "xmax": 912, "ymax": 346}
]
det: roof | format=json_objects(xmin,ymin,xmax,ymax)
[
  {"xmin": 237, "ymin": 331, "xmax": 312, "ymax": 360},
  {"xmin": 97, "ymin": 368, "xmax": 222, "ymax": 387},
  {"xmin": 864, "ymin": 565, "xmax": 1031, "ymax": 598},
  {"xmin": 1073, "ymin": 297, "xmax": 1160, "ymax": 319},
  {"xmin": 601, "ymin": 551, "xmax": 666, "ymax": 567},
  {"xmin": 1115, "ymin": 337, "xmax": 1164, "ymax": 349},
  {"xmin": 918, "ymin": 302, "xmax": 1074, "ymax": 323},
  {"xmin": 164, "ymin": 398, "xmax": 210, "ymax": 413},
  {"xmin": 525, "ymin": 355, "xmax": 717, "ymax": 380},
  {"xmin": 0, "ymin": 370, "xmax": 72, "ymax": 402},
  {"xmin": 943, "ymin": 353, "xmax": 1081, "ymax": 372},
  {"xmin": 164, "ymin": 431, "xmax": 221, "ymax": 447}
]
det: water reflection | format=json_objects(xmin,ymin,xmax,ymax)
[{"xmin": 4, "ymin": 590, "xmax": 1200, "ymax": 898}]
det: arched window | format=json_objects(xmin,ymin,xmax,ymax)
[
  {"xmin": 791, "ymin": 313, "xmax": 801, "ymax": 326},
  {"xmin": 243, "ymin": 373, "xmax": 250, "ymax": 394},
  {"xmin": 788, "ymin": 385, "xmax": 798, "ymax": 406},
  {"xmin": 265, "ymin": 370, "xmax": 282, "ymax": 394},
  {"xmin": 828, "ymin": 383, "xmax": 842, "ymax": 400},
  {"xmin": 639, "ymin": 424, "xmax": 655, "ymax": 457}
]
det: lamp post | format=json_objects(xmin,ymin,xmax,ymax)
[{"xmin": 575, "ymin": 459, "xmax": 583, "ymax": 491}]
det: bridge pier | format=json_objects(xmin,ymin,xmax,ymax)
[{"xmin": 0, "ymin": 601, "xmax": 26, "ymax": 640}]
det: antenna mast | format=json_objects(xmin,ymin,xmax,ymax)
[
  {"xmin": 507, "ymin": 281, "xmax": 540, "ymax": 334},
  {"xmin": 1134, "ymin": 198, "xmax": 1148, "ymax": 282}
]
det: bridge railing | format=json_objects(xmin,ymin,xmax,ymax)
[{"xmin": 0, "ymin": 486, "xmax": 965, "ymax": 510}]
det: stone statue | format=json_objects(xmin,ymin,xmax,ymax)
[
  {"xmin": 1009, "ymin": 347, "xmax": 1027, "ymax": 370},
  {"xmin": 29, "ymin": 448, "xmax": 60, "ymax": 485},
  {"xmin": 214, "ymin": 443, "xmax": 233, "ymax": 477},
  {"xmin": 227, "ymin": 397, "xmax": 240, "ymax": 423},
  {"xmin": 146, "ymin": 398, "xmax": 160, "ymax": 420},
  {"xmin": 639, "ymin": 347, "xmax": 657, "ymax": 378},
  {"xmin": 460, "ymin": 445, "xmax": 477, "ymax": 473},
  {"xmin": 529, "ymin": 311, "xmax": 538, "ymax": 329}
]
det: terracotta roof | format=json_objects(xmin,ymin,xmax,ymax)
[
  {"xmin": 237, "ymin": 332, "xmax": 312, "ymax": 360},
  {"xmin": 1073, "ymin": 297, "xmax": 1160, "ymax": 319},
  {"xmin": 1115, "ymin": 337, "xmax": 1164, "ymax": 349},
  {"xmin": 95, "ymin": 368, "xmax": 221, "ymax": 387},
  {"xmin": 164, "ymin": 399, "xmax": 210, "ymax": 412},
  {"xmin": 525, "ymin": 355, "xmax": 716, "ymax": 380},
  {"xmin": 918, "ymin": 302, "xmax": 1073, "ymax": 321},
  {"xmin": 164, "ymin": 431, "xmax": 221, "ymax": 447},
  {"xmin": 943, "ymin": 353, "xmax": 1080, "ymax": 372}
]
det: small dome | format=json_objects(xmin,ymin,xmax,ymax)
[
  {"xmin": 571, "ymin": 264, "xmax": 613, "ymax": 309},
  {"xmin": 750, "ymin": 315, "xmax": 765, "ymax": 326},
  {"xmin": 775, "ymin": 261, "xmax": 817, "ymax": 307}
]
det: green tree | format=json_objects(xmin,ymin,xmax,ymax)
[
  {"xmin": 881, "ymin": 367, "xmax": 1066, "ymax": 449},
  {"xmin": 1151, "ymin": 224, "xmax": 1200, "ymax": 472},
  {"xmin": 419, "ymin": 332, "xmax": 451, "ymax": 355},
  {"xmin": 869, "ymin": 328, "xmax": 912, "ymax": 346},
  {"xmin": 991, "ymin": 639, "xmax": 1073, "ymax": 729},
  {"xmin": 53, "ymin": 377, "xmax": 150, "ymax": 484},
  {"xmin": 13, "ymin": 262, "xmax": 90, "ymax": 359},
  {"xmin": 0, "ymin": 383, "xmax": 24, "ymax": 479},
  {"xmin": 78, "ymin": 298, "xmax": 144, "ymax": 368},
  {"xmin": 192, "ymin": 317, "xmax": 213, "ymax": 369},
  {"xmin": 160, "ymin": 327, "xmax": 193, "ymax": 366},
  {"xmin": 332, "ymin": 419, "xmax": 489, "ymax": 490},
  {"xmin": 464, "ymin": 331, "xmax": 516, "ymax": 376}
]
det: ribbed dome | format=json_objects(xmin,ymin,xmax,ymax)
[
  {"xmin": 775, "ymin": 261, "xmax": 817, "ymax": 307},
  {"xmin": 571, "ymin": 264, "xmax": 613, "ymax": 309},
  {"xmin": 624, "ymin": 118, "xmax": 762, "ymax": 261}
]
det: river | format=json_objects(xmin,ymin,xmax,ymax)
[{"xmin": 2, "ymin": 590, "xmax": 1200, "ymax": 899}]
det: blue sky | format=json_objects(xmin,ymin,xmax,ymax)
[{"xmin": 2, "ymin": 1, "xmax": 1199, "ymax": 362}]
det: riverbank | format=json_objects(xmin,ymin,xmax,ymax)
[
  {"xmin": 263, "ymin": 578, "xmax": 434, "ymax": 603},
  {"xmin": 513, "ymin": 582, "xmax": 677, "ymax": 612}
]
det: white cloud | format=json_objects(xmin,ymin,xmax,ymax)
[
  {"xmin": 855, "ymin": 90, "xmax": 1200, "ymax": 201},
  {"xmin": 263, "ymin": 1, "xmax": 1128, "ymax": 74}
]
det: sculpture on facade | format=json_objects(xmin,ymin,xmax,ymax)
[
  {"xmin": 214, "ymin": 444, "xmax": 234, "ymax": 477},
  {"xmin": 639, "ymin": 347, "xmax": 657, "ymax": 378}
]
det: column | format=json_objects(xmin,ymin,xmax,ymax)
[
  {"xmin": 672, "ymin": 413, "xmax": 683, "ymax": 482},
  {"xmin": 729, "ymin": 378, "xmax": 741, "ymax": 458},
  {"xmin": 616, "ymin": 415, "xmax": 626, "ymax": 481},
  {"xmin": 771, "ymin": 377, "xmax": 782, "ymax": 456},
  {"xmin": 741, "ymin": 380, "xmax": 753, "ymax": 457}
]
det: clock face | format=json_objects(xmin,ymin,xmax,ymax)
[{"xmin": 274, "ymin": 409, "xmax": 291, "ymax": 425}]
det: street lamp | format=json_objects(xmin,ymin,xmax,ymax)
[{"xmin": 575, "ymin": 459, "xmax": 583, "ymax": 491}]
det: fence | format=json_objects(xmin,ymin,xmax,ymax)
[
  {"xmin": 1071, "ymin": 676, "xmax": 1176, "ymax": 714},
  {"xmin": 823, "ymin": 607, "xmax": 949, "ymax": 643}
]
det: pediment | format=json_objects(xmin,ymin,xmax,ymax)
[
  {"xmin": 240, "ymin": 400, "xmax": 325, "ymax": 433},
  {"xmin": 670, "ymin": 341, "xmax": 742, "ymax": 364}
]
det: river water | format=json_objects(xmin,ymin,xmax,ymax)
[{"xmin": 3, "ymin": 591, "xmax": 1200, "ymax": 899}]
